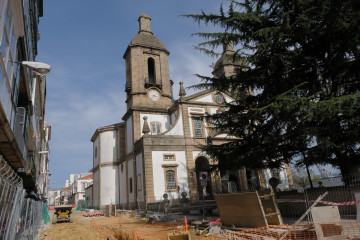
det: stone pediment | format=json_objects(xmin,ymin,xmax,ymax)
[{"xmin": 182, "ymin": 89, "xmax": 234, "ymax": 105}]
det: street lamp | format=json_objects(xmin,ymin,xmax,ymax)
[
  {"xmin": 22, "ymin": 61, "xmax": 51, "ymax": 106},
  {"xmin": 38, "ymin": 151, "xmax": 49, "ymax": 154},
  {"xmin": 22, "ymin": 61, "xmax": 51, "ymax": 75}
]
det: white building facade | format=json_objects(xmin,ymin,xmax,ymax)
[{"xmin": 90, "ymin": 14, "xmax": 293, "ymax": 210}]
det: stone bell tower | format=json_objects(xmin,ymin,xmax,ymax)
[{"xmin": 123, "ymin": 14, "xmax": 173, "ymax": 111}]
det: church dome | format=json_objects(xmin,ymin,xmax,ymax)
[
  {"xmin": 129, "ymin": 33, "xmax": 167, "ymax": 51},
  {"xmin": 127, "ymin": 14, "xmax": 169, "ymax": 53}
]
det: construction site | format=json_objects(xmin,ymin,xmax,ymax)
[{"xmin": 42, "ymin": 176, "xmax": 360, "ymax": 240}]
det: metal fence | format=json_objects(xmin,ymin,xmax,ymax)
[
  {"xmin": 0, "ymin": 155, "xmax": 47, "ymax": 240},
  {"xmin": 276, "ymin": 173, "xmax": 360, "ymax": 222}
]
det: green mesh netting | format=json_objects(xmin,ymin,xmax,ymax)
[
  {"xmin": 42, "ymin": 203, "xmax": 51, "ymax": 224},
  {"xmin": 76, "ymin": 200, "xmax": 86, "ymax": 211}
]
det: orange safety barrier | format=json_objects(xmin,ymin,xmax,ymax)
[
  {"xmin": 200, "ymin": 221, "xmax": 360, "ymax": 240},
  {"xmin": 91, "ymin": 214, "xmax": 360, "ymax": 240}
]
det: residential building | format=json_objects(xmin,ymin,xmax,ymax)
[
  {"xmin": 60, "ymin": 186, "xmax": 69, "ymax": 205},
  {"xmin": 71, "ymin": 174, "xmax": 93, "ymax": 204},
  {"xmin": 66, "ymin": 173, "xmax": 92, "ymax": 203},
  {"xmin": 85, "ymin": 184, "xmax": 93, "ymax": 209},
  {"xmin": 48, "ymin": 189, "xmax": 61, "ymax": 206},
  {"xmin": 90, "ymin": 14, "xmax": 293, "ymax": 210},
  {"xmin": 0, "ymin": 0, "xmax": 51, "ymax": 200},
  {"xmin": 0, "ymin": 1, "xmax": 51, "ymax": 238}
]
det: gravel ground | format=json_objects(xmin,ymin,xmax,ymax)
[{"xmin": 41, "ymin": 211, "xmax": 103, "ymax": 240}]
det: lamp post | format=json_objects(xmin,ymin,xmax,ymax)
[{"xmin": 22, "ymin": 61, "xmax": 51, "ymax": 201}]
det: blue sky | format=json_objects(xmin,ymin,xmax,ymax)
[{"xmin": 36, "ymin": 1, "xmax": 224, "ymax": 189}]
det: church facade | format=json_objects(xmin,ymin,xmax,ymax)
[{"xmin": 89, "ymin": 14, "xmax": 293, "ymax": 210}]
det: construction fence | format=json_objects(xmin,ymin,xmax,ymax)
[
  {"xmin": 276, "ymin": 173, "xmax": 360, "ymax": 221},
  {"xmin": 200, "ymin": 221, "xmax": 360, "ymax": 240},
  {"xmin": 0, "ymin": 155, "xmax": 49, "ymax": 240}
]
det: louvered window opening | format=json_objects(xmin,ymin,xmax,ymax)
[
  {"xmin": 194, "ymin": 119, "xmax": 203, "ymax": 137},
  {"xmin": 166, "ymin": 170, "xmax": 176, "ymax": 190}
]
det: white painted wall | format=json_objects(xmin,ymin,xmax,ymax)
[
  {"xmin": 119, "ymin": 162, "xmax": 127, "ymax": 206},
  {"xmin": 170, "ymin": 111, "xmax": 177, "ymax": 124},
  {"xmin": 93, "ymin": 171, "xmax": 99, "ymax": 208},
  {"xmin": 224, "ymin": 95, "xmax": 234, "ymax": 103},
  {"xmin": 100, "ymin": 165, "xmax": 119, "ymax": 206},
  {"xmin": 195, "ymin": 94, "xmax": 213, "ymax": 103},
  {"xmin": 127, "ymin": 159, "xmax": 135, "ymax": 203},
  {"xmin": 85, "ymin": 185, "xmax": 93, "ymax": 208},
  {"xmin": 93, "ymin": 136, "xmax": 100, "ymax": 167},
  {"xmin": 135, "ymin": 153, "xmax": 144, "ymax": 202},
  {"xmin": 152, "ymin": 151, "xmax": 188, "ymax": 201},
  {"xmin": 165, "ymin": 111, "xmax": 184, "ymax": 136},
  {"xmin": 192, "ymin": 151, "xmax": 201, "ymax": 160},
  {"xmin": 140, "ymin": 113, "xmax": 170, "ymax": 136},
  {"xmin": 126, "ymin": 116, "xmax": 133, "ymax": 154},
  {"xmin": 100, "ymin": 130, "xmax": 117, "ymax": 163},
  {"xmin": 209, "ymin": 107, "xmax": 218, "ymax": 115}
]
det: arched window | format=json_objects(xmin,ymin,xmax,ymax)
[
  {"xmin": 148, "ymin": 58, "xmax": 156, "ymax": 83},
  {"xmin": 166, "ymin": 170, "xmax": 176, "ymax": 190}
]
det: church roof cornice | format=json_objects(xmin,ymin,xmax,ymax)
[{"xmin": 90, "ymin": 123, "xmax": 124, "ymax": 142}]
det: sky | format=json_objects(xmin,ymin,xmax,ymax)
[{"xmin": 36, "ymin": 1, "xmax": 225, "ymax": 189}]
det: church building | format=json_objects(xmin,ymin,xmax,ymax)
[{"xmin": 89, "ymin": 14, "xmax": 292, "ymax": 210}]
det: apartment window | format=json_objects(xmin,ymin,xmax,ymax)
[
  {"xmin": 166, "ymin": 170, "xmax": 176, "ymax": 190},
  {"xmin": 129, "ymin": 178, "xmax": 133, "ymax": 193},
  {"xmin": 163, "ymin": 154, "xmax": 175, "ymax": 161},
  {"xmin": 151, "ymin": 122, "xmax": 161, "ymax": 134},
  {"xmin": 193, "ymin": 119, "xmax": 204, "ymax": 137},
  {"xmin": 148, "ymin": 58, "xmax": 155, "ymax": 83}
]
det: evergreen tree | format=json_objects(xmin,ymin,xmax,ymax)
[{"xmin": 184, "ymin": 0, "xmax": 360, "ymax": 177}]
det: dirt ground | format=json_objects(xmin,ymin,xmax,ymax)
[
  {"xmin": 41, "ymin": 211, "xmax": 103, "ymax": 240},
  {"xmin": 41, "ymin": 211, "xmax": 191, "ymax": 240}
]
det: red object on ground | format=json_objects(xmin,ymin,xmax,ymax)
[{"xmin": 209, "ymin": 218, "xmax": 221, "ymax": 224}]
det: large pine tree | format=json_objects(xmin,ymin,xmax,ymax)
[{"xmin": 184, "ymin": 0, "xmax": 360, "ymax": 177}]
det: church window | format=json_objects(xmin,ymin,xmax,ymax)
[
  {"xmin": 163, "ymin": 154, "xmax": 175, "ymax": 161},
  {"xmin": 214, "ymin": 93, "xmax": 224, "ymax": 104},
  {"xmin": 166, "ymin": 170, "xmax": 176, "ymax": 190},
  {"xmin": 148, "ymin": 58, "xmax": 156, "ymax": 84},
  {"xmin": 151, "ymin": 122, "xmax": 161, "ymax": 134},
  {"xmin": 193, "ymin": 119, "xmax": 204, "ymax": 138},
  {"xmin": 129, "ymin": 178, "xmax": 133, "ymax": 193}
]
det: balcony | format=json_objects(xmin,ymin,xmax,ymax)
[
  {"xmin": 0, "ymin": 105, "xmax": 26, "ymax": 168},
  {"xmin": 144, "ymin": 77, "xmax": 162, "ymax": 89}
]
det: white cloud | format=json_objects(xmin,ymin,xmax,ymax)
[{"xmin": 169, "ymin": 41, "xmax": 216, "ymax": 97}]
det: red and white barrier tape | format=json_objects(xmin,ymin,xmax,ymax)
[
  {"xmin": 277, "ymin": 199, "xmax": 360, "ymax": 205},
  {"xmin": 314, "ymin": 200, "xmax": 360, "ymax": 206}
]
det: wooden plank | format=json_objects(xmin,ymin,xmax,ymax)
[{"xmin": 215, "ymin": 192, "xmax": 267, "ymax": 228}]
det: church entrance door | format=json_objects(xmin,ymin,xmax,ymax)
[{"xmin": 195, "ymin": 157, "xmax": 213, "ymax": 200}]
